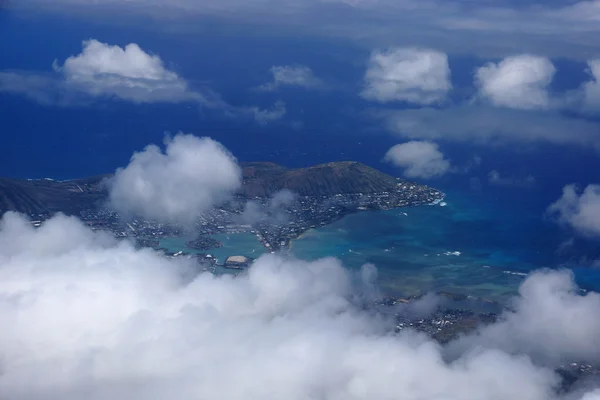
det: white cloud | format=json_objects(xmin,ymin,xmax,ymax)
[
  {"xmin": 488, "ymin": 170, "xmax": 536, "ymax": 188},
  {"xmin": 0, "ymin": 39, "xmax": 199, "ymax": 105},
  {"xmin": 361, "ymin": 48, "xmax": 452, "ymax": 105},
  {"xmin": 448, "ymin": 269, "xmax": 600, "ymax": 366},
  {"xmin": 0, "ymin": 40, "xmax": 283, "ymax": 124},
  {"xmin": 55, "ymin": 39, "xmax": 201, "ymax": 103},
  {"xmin": 2, "ymin": 211, "xmax": 600, "ymax": 400},
  {"xmin": 0, "ymin": 71, "xmax": 73, "ymax": 106},
  {"xmin": 384, "ymin": 141, "xmax": 451, "ymax": 179},
  {"xmin": 246, "ymin": 100, "xmax": 287, "ymax": 124},
  {"xmin": 475, "ymin": 55, "xmax": 556, "ymax": 110},
  {"xmin": 547, "ymin": 184, "xmax": 600, "ymax": 238},
  {"xmin": 375, "ymin": 106, "xmax": 600, "ymax": 149},
  {"xmin": 108, "ymin": 133, "xmax": 241, "ymax": 224},
  {"xmin": 258, "ymin": 65, "xmax": 322, "ymax": 91},
  {"xmin": 577, "ymin": 59, "xmax": 600, "ymax": 113}
]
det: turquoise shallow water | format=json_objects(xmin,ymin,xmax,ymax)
[
  {"xmin": 291, "ymin": 191, "xmax": 567, "ymax": 301},
  {"xmin": 159, "ymin": 233, "xmax": 267, "ymax": 265},
  {"xmin": 289, "ymin": 207, "xmax": 524, "ymax": 300},
  {"xmin": 158, "ymin": 191, "xmax": 592, "ymax": 302}
]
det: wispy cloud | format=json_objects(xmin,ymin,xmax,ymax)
[
  {"xmin": 257, "ymin": 65, "xmax": 323, "ymax": 92},
  {"xmin": 17, "ymin": 0, "xmax": 600, "ymax": 59},
  {"xmin": 488, "ymin": 170, "xmax": 536, "ymax": 188},
  {"xmin": 373, "ymin": 105, "xmax": 600, "ymax": 149}
]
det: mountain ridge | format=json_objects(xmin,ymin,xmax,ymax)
[{"xmin": 0, "ymin": 161, "xmax": 435, "ymax": 216}]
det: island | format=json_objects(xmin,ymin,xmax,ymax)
[{"xmin": 0, "ymin": 161, "xmax": 444, "ymax": 251}]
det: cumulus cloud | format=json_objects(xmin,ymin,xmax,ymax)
[
  {"xmin": 383, "ymin": 141, "xmax": 451, "ymax": 179},
  {"xmin": 47, "ymin": 39, "xmax": 200, "ymax": 103},
  {"xmin": 488, "ymin": 170, "xmax": 536, "ymax": 188},
  {"xmin": 577, "ymin": 60, "xmax": 600, "ymax": 113},
  {"xmin": 108, "ymin": 133, "xmax": 241, "ymax": 224},
  {"xmin": 361, "ymin": 48, "xmax": 452, "ymax": 105},
  {"xmin": 375, "ymin": 106, "xmax": 600, "ymax": 149},
  {"xmin": 0, "ymin": 39, "xmax": 284, "ymax": 123},
  {"xmin": 449, "ymin": 269, "xmax": 600, "ymax": 366},
  {"xmin": 2, "ymin": 211, "xmax": 600, "ymax": 399},
  {"xmin": 547, "ymin": 184, "xmax": 600, "ymax": 238},
  {"xmin": 258, "ymin": 65, "xmax": 322, "ymax": 91},
  {"xmin": 0, "ymin": 39, "xmax": 199, "ymax": 104},
  {"xmin": 475, "ymin": 55, "xmax": 556, "ymax": 110}
]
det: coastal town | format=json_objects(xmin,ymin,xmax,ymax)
[{"xmin": 68, "ymin": 180, "xmax": 443, "ymax": 267}]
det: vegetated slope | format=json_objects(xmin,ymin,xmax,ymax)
[
  {"xmin": 0, "ymin": 162, "xmax": 415, "ymax": 215},
  {"xmin": 0, "ymin": 176, "xmax": 108, "ymax": 215},
  {"xmin": 240, "ymin": 161, "xmax": 402, "ymax": 197}
]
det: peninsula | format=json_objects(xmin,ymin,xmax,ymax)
[{"xmin": 0, "ymin": 161, "xmax": 443, "ymax": 251}]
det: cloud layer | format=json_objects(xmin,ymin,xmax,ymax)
[
  {"xmin": 1, "ymin": 211, "xmax": 600, "ymax": 399},
  {"xmin": 108, "ymin": 134, "xmax": 242, "ymax": 224},
  {"xmin": 361, "ymin": 48, "xmax": 451, "ymax": 105},
  {"xmin": 448, "ymin": 269, "xmax": 600, "ymax": 366},
  {"xmin": 376, "ymin": 106, "xmax": 600, "ymax": 149},
  {"xmin": 20, "ymin": 0, "xmax": 600, "ymax": 60},
  {"xmin": 384, "ymin": 141, "xmax": 451, "ymax": 179}
]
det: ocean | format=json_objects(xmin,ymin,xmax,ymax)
[
  {"xmin": 289, "ymin": 191, "xmax": 552, "ymax": 301},
  {"xmin": 157, "ymin": 189, "xmax": 600, "ymax": 302}
]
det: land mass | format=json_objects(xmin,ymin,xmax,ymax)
[
  {"xmin": 0, "ymin": 161, "xmax": 443, "ymax": 251},
  {"xmin": 0, "ymin": 161, "xmax": 442, "ymax": 216},
  {"xmin": 241, "ymin": 161, "xmax": 405, "ymax": 197}
]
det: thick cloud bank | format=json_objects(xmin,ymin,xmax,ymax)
[
  {"xmin": 108, "ymin": 134, "xmax": 241, "ymax": 224},
  {"xmin": 1, "ymin": 212, "xmax": 600, "ymax": 399},
  {"xmin": 548, "ymin": 184, "xmax": 600, "ymax": 238},
  {"xmin": 475, "ymin": 55, "xmax": 556, "ymax": 110},
  {"xmin": 361, "ymin": 48, "xmax": 451, "ymax": 105},
  {"xmin": 384, "ymin": 141, "xmax": 451, "ymax": 179}
]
